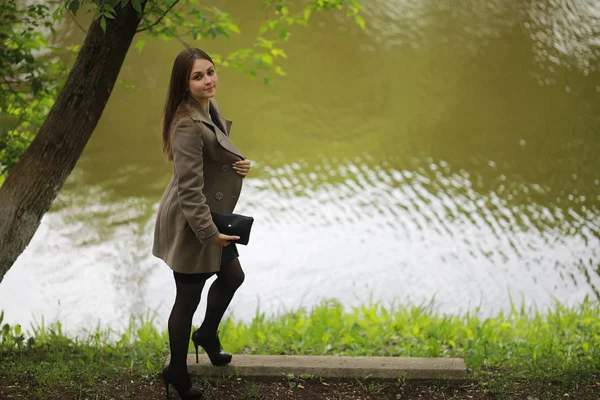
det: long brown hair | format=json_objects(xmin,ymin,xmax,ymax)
[{"xmin": 162, "ymin": 48, "xmax": 215, "ymax": 161}]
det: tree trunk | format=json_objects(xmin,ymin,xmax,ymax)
[{"xmin": 0, "ymin": 3, "xmax": 145, "ymax": 283}]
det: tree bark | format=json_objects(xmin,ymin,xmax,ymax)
[{"xmin": 0, "ymin": 3, "xmax": 145, "ymax": 283}]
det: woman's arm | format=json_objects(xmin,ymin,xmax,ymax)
[{"xmin": 171, "ymin": 117, "xmax": 219, "ymax": 244}]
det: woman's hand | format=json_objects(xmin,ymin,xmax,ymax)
[
  {"xmin": 233, "ymin": 159, "xmax": 252, "ymax": 177},
  {"xmin": 213, "ymin": 233, "xmax": 240, "ymax": 247}
]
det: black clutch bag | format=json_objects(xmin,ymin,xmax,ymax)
[{"xmin": 211, "ymin": 209, "xmax": 254, "ymax": 245}]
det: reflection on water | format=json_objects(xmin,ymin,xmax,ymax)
[
  {"xmin": 0, "ymin": 0, "xmax": 599, "ymax": 335},
  {"xmin": 2, "ymin": 157, "xmax": 598, "ymax": 335},
  {"xmin": 526, "ymin": 0, "xmax": 600, "ymax": 73},
  {"xmin": 362, "ymin": 0, "xmax": 600, "ymax": 71}
]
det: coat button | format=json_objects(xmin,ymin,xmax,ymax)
[
  {"xmin": 221, "ymin": 165, "xmax": 229, "ymax": 172},
  {"xmin": 215, "ymin": 192, "xmax": 224, "ymax": 200}
]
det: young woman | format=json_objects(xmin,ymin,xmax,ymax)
[{"xmin": 153, "ymin": 47, "xmax": 252, "ymax": 399}]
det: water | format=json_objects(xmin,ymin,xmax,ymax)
[{"xmin": 1, "ymin": 0, "xmax": 599, "ymax": 336}]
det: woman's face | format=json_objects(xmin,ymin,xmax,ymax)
[{"xmin": 188, "ymin": 58, "xmax": 217, "ymax": 102}]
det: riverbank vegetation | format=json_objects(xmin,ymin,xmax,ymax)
[{"xmin": 1, "ymin": 298, "xmax": 599, "ymax": 399}]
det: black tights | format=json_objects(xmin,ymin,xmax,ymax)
[{"xmin": 167, "ymin": 257, "xmax": 245, "ymax": 372}]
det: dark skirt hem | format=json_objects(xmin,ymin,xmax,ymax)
[{"xmin": 173, "ymin": 243, "xmax": 238, "ymax": 284}]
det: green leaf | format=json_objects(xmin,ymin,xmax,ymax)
[
  {"xmin": 279, "ymin": 29, "xmax": 290, "ymax": 40},
  {"xmin": 31, "ymin": 79, "xmax": 42, "ymax": 94},
  {"xmin": 354, "ymin": 15, "xmax": 365, "ymax": 29},
  {"xmin": 259, "ymin": 53, "xmax": 273, "ymax": 65},
  {"xmin": 100, "ymin": 16, "xmax": 107, "ymax": 31},
  {"xmin": 259, "ymin": 19, "xmax": 278, "ymax": 35},
  {"xmin": 257, "ymin": 38, "xmax": 274, "ymax": 49},
  {"xmin": 276, "ymin": 5, "xmax": 289, "ymax": 17},
  {"xmin": 131, "ymin": 0, "xmax": 142, "ymax": 13},
  {"xmin": 116, "ymin": 79, "xmax": 136, "ymax": 89},
  {"xmin": 259, "ymin": 22, "xmax": 270, "ymax": 35},
  {"xmin": 68, "ymin": 0, "xmax": 80, "ymax": 16},
  {"xmin": 224, "ymin": 22, "xmax": 241, "ymax": 34},
  {"xmin": 303, "ymin": 7, "xmax": 312, "ymax": 22},
  {"xmin": 275, "ymin": 66, "xmax": 286, "ymax": 76},
  {"xmin": 271, "ymin": 48, "xmax": 287, "ymax": 59},
  {"xmin": 135, "ymin": 39, "xmax": 145, "ymax": 53}
]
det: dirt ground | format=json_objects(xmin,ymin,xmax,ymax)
[{"xmin": 2, "ymin": 372, "xmax": 600, "ymax": 400}]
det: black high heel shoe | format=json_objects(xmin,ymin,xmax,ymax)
[
  {"xmin": 162, "ymin": 367, "xmax": 203, "ymax": 399},
  {"xmin": 191, "ymin": 329, "xmax": 232, "ymax": 366}
]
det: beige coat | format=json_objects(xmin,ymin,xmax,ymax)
[{"xmin": 152, "ymin": 98, "xmax": 245, "ymax": 274}]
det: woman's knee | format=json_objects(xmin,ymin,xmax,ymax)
[
  {"xmin": 224, "ymin": 268, "xmax": 244, "ymax": 290},
  {"xmin": 232, "ymin": 269, "xmax": 245, "ymax": 289},
  {"xmin": 222, "ymin": 259, "xmax": 245, "ymax": 289}
]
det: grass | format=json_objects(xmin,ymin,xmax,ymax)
[{"xmin": 1, "ymin": 297, "xmax": 599, "ymax": 399}]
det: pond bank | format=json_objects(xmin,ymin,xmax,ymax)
[{"xmin": 1, "ymin": 299, "xmax": 599, "ymax": 399}]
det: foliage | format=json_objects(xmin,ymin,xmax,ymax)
[
  {"xmin": 0, "ymin": 0, "xmax": 363, "ymax": 182},
  {"xmin": 0, "ymin": 0, "xmax": 72, "ymax": 181},
  {"xmin": 220, "ymin": 298, "xmax": 600, "ymax": 377},
  {"xmin": 2, "ymin": 298, "xmax": 599, "ymax": 380}
]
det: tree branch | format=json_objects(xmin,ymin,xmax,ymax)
[
  {"xmin": 1, "ymin": 75, "xmax": 19, "ymax": 96},
  {"xmin": 136, "ymin": 0, "xmax": 180, "ymax": 33},
  {"xmin": 173, "ymin": 33, "xmax": 190, "ymax": 48},
  {"xmin": 138, "ymin": 0, "xmax": 160, "ymax": 30},
  {"xmin": 1, "ymin": 75, "xmax": 39, "ymax": 93},
  {"xmin": 68, "ymin": 10, "xmax": 87, "ymax": 35}
]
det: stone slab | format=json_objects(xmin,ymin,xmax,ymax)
[{"xmin": 165, "ymin": 355, "xmax": 467, "ymax": 380}]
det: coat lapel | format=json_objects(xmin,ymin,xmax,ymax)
[
  {"xmin": 187, "ymin": 98, "xmax": 243, "ymax": 159},
  {"xmin": 209, "ymin": 98, "xmax": 232, "ymax": 137},
  {"xmin": 223, "ymin": 119, "xmax": 233, "ymax": 136},
  {"xmin": 187, "ymin": 97, "xmax": 214, "ymax": 127}
]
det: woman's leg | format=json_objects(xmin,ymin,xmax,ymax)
[
  {"xmin": 168, "ymin": 272, "xmax": 211, "ymax": 373},
  {"xmin": 199, "ymin": 257, "xmax": 245, "ymax": 334}
]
